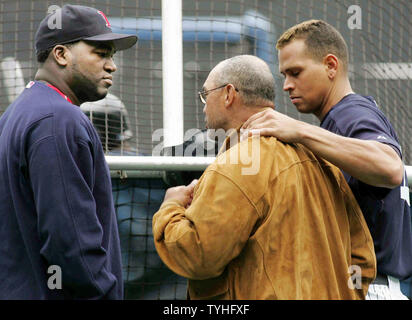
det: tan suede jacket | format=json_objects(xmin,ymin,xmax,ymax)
[{"xmin": 153, "ymin": 134, "xmax": 376, "ymax": 300}]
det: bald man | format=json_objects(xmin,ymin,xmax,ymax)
[{"xmin": 152, "ymin": 55, "xmax": 376, "ymax": 300}]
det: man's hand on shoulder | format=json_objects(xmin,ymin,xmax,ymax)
[
  {"xmin": 241, "ymin": 108, "xmax": 309, "ymax": 143},
  {"xmin": 241, "ymin": 108, "xmax": 403, "ymax": 188}
]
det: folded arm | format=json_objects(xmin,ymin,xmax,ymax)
[{"xmin": 153, "ymin": 170, "xmax": 260, "ymax": 280}]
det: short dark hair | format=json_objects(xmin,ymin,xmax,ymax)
[
  {"xmin": 214, "ymin": 55, "xmax": 275, "ymax": 106},
  {"xmin": 276, "ymin": 20, "xmax": 349, "ymax": 72},
  {"xmin": 36, "ymin": 41, "xmax": 79, "ymax": 63}
]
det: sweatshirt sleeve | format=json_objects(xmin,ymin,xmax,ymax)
[
  {"xmin": 28, "ymin": 134, "xmax": 119, "ymax": 299},
  {"xmin": 332, "ymin": 103, "xmax": 402, "ymax": 158},
  {"xmin": 152, "ymin": 169, "xmax": 260, "ymax": 280}
]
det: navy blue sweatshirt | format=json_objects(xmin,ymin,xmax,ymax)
[
  {"xmin": 321, "ymin": 94, "xmax": 412, "ymax": 280},
  {"xmin": 0, "ymin": 81, "xmax": 123, "ymax": 299}
]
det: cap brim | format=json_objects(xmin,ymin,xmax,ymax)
[{"xmin": 84, "ymin": 33, "xmax": 137, "ymax": 51}]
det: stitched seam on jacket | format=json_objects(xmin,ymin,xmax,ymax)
[
  {"xmin": 205, "ymin": 169, "xmax": 261, "ymax": 218},
  {"xmin": 255, "ymin": 236, "xmax": 278, "ymax": 299}
]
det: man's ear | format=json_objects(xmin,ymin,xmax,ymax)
[
  {"xmin": 224, "ymin": 84, "xmax": 237, "ymax": 108},
  {"xmin": 324, "ymin": 54, "xmax": 338, "ymax": 79},
  {"xmin": 50, "ymin": 45, "xmax": 70, "ymax": 67}
]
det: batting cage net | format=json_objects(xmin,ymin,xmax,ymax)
[{"xmin": 0, "ymin": 0, "xmax": 411, "ymax": 299}]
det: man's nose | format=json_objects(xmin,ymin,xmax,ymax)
[
  {"xmin": 105, "ymin": 57, "xmax": 117, "ymax": 73},
  {"xmin": 283, "ymin": 77, "xmax": 294, "ymax": 92}
]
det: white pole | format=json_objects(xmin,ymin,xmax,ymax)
[
  {"xmin": 162, "ymin": 0, "xmax": 184, "ymax": 148},
  {"xmin": 0, "ymin": 57, "xmax": 25, "ymax": 104}
]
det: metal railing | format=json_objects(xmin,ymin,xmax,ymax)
[{"xmin": 106, "ymin": 156, "xmax": 412, "ymax": 187}]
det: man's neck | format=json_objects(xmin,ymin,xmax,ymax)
[
  {"xmin": 34, "ymin": 68, "xmax": 80, "ymax": 106},
  {"xmin": 218, "ymin": 106, "xmax": 274, "ymax": 155},
  {"xmin": 229, "ymin": 105, "xmax": 274, "ymax": 130},
  {"xmin": 315, "ymin": 78, "xmax": 354, "ymax": 121}
]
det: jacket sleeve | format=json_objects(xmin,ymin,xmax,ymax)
[
  {"xmin": 343, "ymin": 180, "xmax": 377, "ymax": 298},
  {"xmin": 153, "ymin": 169, "xmax": 260, "ymax": 280},
  {"xmin": 28, "ymin": 135, "xmax": 120, "ymax": 299}
]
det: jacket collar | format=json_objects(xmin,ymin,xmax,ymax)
[{"xmin": 217, "ymin": 123, "xmax": 244, "ymax": 156}]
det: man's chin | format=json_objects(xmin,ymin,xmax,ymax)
[
  {"xmin": 86, "ymin": 89, "xmax": 109, "ymax": 102},
  {"xmin": 294, "ymin": 103, "xmax": 312, "ymax": 114}
]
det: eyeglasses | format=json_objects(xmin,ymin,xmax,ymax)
[{"xmin": 198, "ymin": 84, "xmax": 239, "ymax": 104}]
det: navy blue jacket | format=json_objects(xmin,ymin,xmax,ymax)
[
  {"xmin": 321, "ymin": 94, "xmax": 412, "ymax": 280},
  {"xmin": 0, "ymin": 81, "xmax": 123, "ymax": 299}
]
